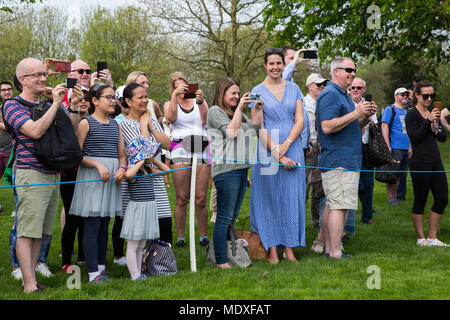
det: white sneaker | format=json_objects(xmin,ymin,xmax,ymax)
[
  {"xmin": 416, "ymin": 238, "xmax": 430, "ymax": 246},
  {"xmin": 426, "ymin": 238, "xmax": 449, "ymax": 247},
  {"xmin": 35, "ymin": 263, "xmax": 54, "ymax": 277},
  {"xmin": 113, "ymin": 257, "xmax": 127, "ymax": 266},
  {"xmin": 311, "ymin": 239, "xmax": 324, "ymax": 253},
  {"xmin": 11, "ymin": 268, "xmax": 23, "ymax": 280}
]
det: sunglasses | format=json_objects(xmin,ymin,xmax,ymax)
[
  {"xmin": 72, "ymin": 69, "xmax": 91, "ymax": 75},
  {"xmin": 337, "ymin": 67, "xmax": 357, "ymax": 73},
  {"xmin": 352, "ymin": 86, "xmax": 364, "ymax": 90},
  {"xmin": 419, "ymin": 93, "xmax": 435, "ymax": 100},
  {"xmin": 315, "ymin": 82, "xmax": 327, "ymax": 88},
  {"xmin": 400, "ymin": 92, "xmax": 410, "ymax": 97}
]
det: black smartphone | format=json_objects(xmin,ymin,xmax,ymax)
[
  {"xmin": 364, "ymin": 94, "xmax": 373, "ymax": 102},
  {"xmin": 303, "ymin": 50, "xmax": 318, "ymax": 59},
  {"xmin": 66, "ymin": 78, "xmax": 78, "ymax": 89},
  {"xmin": 97, "ymin": 61, "xmax": 107, "ymax": 75}
]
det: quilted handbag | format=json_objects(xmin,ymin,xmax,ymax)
[
  {"xmin": 368, "ymin": 123, "xmax": 393, "ymax": 167},
  {"xmin": 142, "ymin": 239, "xmax": 177, "ymax": 276}
]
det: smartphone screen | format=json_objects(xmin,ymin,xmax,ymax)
[
  {"xmin": 303, "ymin": 50, "xmax": 318, "ymax": 59},
  {"xmin": 183, "ymin": 83, "xmax": 198, "ymax": 99},
  {"xmin": 54, "ymin": 61, "xmax": 71, "ymax": 72},
  {"xmin": 97, "ymin": 61, "xmax": 107, "ymax": 75},
  {"xmin": 364, "ymin": 94, "xmax": 373, "ymax": 102},
  {"xmin": 434, "ymin": 101, "xmax": 442, "ymax": 111},
  {"xmin": 66, "ymin": 78, "xmax": 78, "ymax": 89}
]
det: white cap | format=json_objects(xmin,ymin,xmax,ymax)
[
  {"xmin": 306, "ymin": 73, "xmax": 327, "ymax": 86},
  {"xmin": 394, "ymin": 87, "xmax": 408, "ymax": 95},
  {"xmin": 115, "ymin": 85, "xmax": 126, "ymax": 100}
]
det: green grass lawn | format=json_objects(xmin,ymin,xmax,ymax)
[{"xmin": 0, "ymin": 143, "xmax": 449, "ymax": 300}]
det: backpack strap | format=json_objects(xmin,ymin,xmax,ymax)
[
  {"xmin": 388, "ymin": 105, "xmax": 396, "ymax": 133},
  {"xmin": 1, "ymin": 98, "xmax": 38, "ymax": 157}
]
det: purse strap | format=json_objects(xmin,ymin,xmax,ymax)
[{"xmin": 228, "ymin": 224, "xmax": 238, "ymax": 257}]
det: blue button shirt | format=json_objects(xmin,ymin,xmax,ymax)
[{"xmin": 316, "ymin": 82, "xmax": 362, "ymax": 172}]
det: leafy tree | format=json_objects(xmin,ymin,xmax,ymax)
[
  {"xmin": 264, "ymin": 0, "xmax": 450, "ymax": 64},
  {"xmin": 0, "ymin": 0, "xmax": 41, "ymax": 14}
]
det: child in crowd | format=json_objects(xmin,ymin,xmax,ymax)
[
  {"xmin": 121, "ymin": 136, "xmax": 169, "ymax": 280},
  {"xmin": 69, "ymin": 83, "xmax": 127, "ymax": 283}
]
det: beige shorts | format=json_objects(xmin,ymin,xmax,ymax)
[
  {"xmin": 321, "ymin": 168, "xmax": 360, "ymax": 210},
  {"xmin": 16, "ymin": 169, "xmax": 60, "ymax": 238}
]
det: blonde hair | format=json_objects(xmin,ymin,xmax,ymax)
[
  {"xmin": 169, "ymin": 71, "xmax": 188, "ymax": 94},
  {"xmin": 126, "ymin": 71, "xmax": 147, "ymax": 86}
]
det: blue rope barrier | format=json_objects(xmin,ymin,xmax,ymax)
[
  {"xmin": 196, "ymin": 155, "xmax": 450, "ymax": 173},
  {"xmin": 0, "ymin": 166, "xmax": 192, "ymax": 189}
]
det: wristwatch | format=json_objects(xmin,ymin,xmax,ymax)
[
  {"xmin": 286, "ymin": 138, "xmax": 293, "ymax": 145},
  {"xmin": 68, "ymin": 106, "xmax": 79, "ymax": 114}
]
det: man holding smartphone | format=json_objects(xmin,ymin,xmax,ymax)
[{"xmin": 317, "ymin": 57, "xmax": 377, "ymax": 259}]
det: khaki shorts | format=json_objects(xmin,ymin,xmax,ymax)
[
  {"xmin": 321, "ymin": 168, "xmax": 359, "ymax": 211},
  {"xmin": 16, "ymin": 169, "xmax": 60, "ymax": 238}
]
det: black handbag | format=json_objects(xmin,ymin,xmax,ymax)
[
  {"xmin": 375, "ymin": 160, "xmax": 401, "ymax": 184},
  {"xmin": 142, "ymin": 239, "xmax": 177, "ymax": 276},
  {"xmin": 368, "ymin": 123, "xmax": 392, "ymax": 167}
]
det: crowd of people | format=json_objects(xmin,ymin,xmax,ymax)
[{"xmin": 0, "ymin": 48, "xmax": 448, "ymax": 293}]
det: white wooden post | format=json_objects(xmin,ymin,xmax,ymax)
[{"xmin": 189, "ymin": 154, "xmax": 198, "ymax": 272}]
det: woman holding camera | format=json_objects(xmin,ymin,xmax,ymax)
[
  {"xmin": 249, "ymin": 48, "xmax": 306, "ymax": 263},
  {"xmin": 405, "ymin": 81, "xmax": 448, "ymax": 247},
  {"xmin": 163, "ymin": 72, "xmax": 210, "ymax": 248},
  {"xmin": 206, "ymin": 77, "xmax": 262, "ymax": 268}
]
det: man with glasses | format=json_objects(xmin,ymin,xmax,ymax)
[
  {"xmin": 317, "ymin": 57, "xmax": 377, "ymax": 259},
  {"xmin": 381, "ymin": 88, "xmax": 412, "ymax": 205},
  {"xmin": 0, "ymin": 81, "xmax": 14, "ymax": 215},
  {"xmin": 2, "ymin": 58, "xmax": 71, "ymax": 293},
  {"xmin": 352, "ymin": 77, "xmax": 377, "ymax": 224}
]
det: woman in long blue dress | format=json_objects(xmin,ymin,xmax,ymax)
[{"xmin": 249, "ymin": 48, "xmax": 306, "ymax": 263}]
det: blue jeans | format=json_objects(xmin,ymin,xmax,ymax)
[
  {"xmin": 212, "ymin": 169, "xmax": 248, "ymax": 264},
  {"xmin": 318, "ymin": 197, "xmax": 355, "ymax": 234},
  {"xmin": 9, "ymin": 173, "xmax": 52, "ymax": 269}
]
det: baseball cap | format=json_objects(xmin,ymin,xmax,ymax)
[
  {"xmin": 306, "ymin": 73, "xmax": 327, "ymax": 86},
  {"xmin": 115, "ymin": 85, "xmax": 126, "ymax": 100},
  {"xmin": 394, "ymin": 87, "xmax": 408, "ymax": 95}
]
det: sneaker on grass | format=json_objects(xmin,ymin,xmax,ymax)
[
  {"xmin": 113, "ymin": 256, "xmax": 127, "ymax": 266},
  {"xmin": 35, "ymin": 263, "xmax": 53, "ymax": 277},
  {"xmin": 426, "ymin": 238, "xmax": 449, "ymax": 247},
  {"xmin": 11, "ymin": 268, "xmax": 23, "ymax": 280},
  {"xmin": 311, "ymin": 239, "xmax": 324, "ymax": 254},
  {"xmin": 416, "ymin": 238, "xmax": 430, "ymax": 247}
]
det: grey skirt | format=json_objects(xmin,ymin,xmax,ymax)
[
  {"xmin": 69, "ymin": 156, "xmax": 122, "ymax": 218},
  {"xmin": 120, "ymin": 200, "xmax": 160, "ymax": 241}
]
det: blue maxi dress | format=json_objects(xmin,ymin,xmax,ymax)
[{"xmin": 249, "ymin": 81, "xmax": 306, "ymax": 250}]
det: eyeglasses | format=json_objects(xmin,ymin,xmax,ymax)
[
  {"xmin": 0, "ymin": 87, "xmax": 13, "ymax": 92},
  {"xmin": 100, "ymin": 95, "xmax": 116, "ymax": 102},
  {"xmin": 315, "ymin": 82, "xmax": 327, "ymax": 88},
  {"xmin": 420, "ymin": 93, "xmax": 435, "ymax": 100},
  {"xmin": 351, "ymin": 86, "xmax": 364, "ymax": 90},
  {"xmin": 337, "ymin": 67, "xmax": 357, "ymax": 73},
  {"xmin": 22, "ymin": 72, "xmax": 49, "ymax": 78},
  {"xmin": 400, "ymin": 92, "xmax": 410, "ymax": 97},
  {"xmin": 72, "ymin": 69, "xmax": 91, "ymax": 75}
]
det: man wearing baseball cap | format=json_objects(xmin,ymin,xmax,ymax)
[
  {"xmin": 381, "ymin": 87, "xmax": 412, "ymax": 205},
  {"xmin": 304, "ymin": 73, "xmax": 327, "ymax": 230}
]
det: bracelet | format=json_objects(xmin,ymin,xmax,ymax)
[
  {"xmin": 196, "ymin": 99, "xmax": 204, "ymax": 105},
  {"xmin": 286, "ymin": 138, "xmax": 293, "ymax": 145},
  {"xmin": 68, "ymin": 106, "xmax": 79, "ymax": 114},
  {"xmin": 120, "ymin": 165, "xmax": 126, "ymax": 171}
]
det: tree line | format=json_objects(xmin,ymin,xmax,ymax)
[{"xmin": 1, "ymin": 0, "xmax": 448, "ymax": 109}]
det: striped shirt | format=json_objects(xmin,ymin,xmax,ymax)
[
  {"xmin": 120, "ymin": 117, "xmax": 172, "ymax": 218},
  {"xmin": 3, "ymin": 96, "xmax": 57, "ymax": 174},
  {"xmin": 128, "ymin": 175, "xmax": 155, "ymax": 202},
  {"xmin": 82, "ymin": 115, "xmax": 119, "ymax": 158}
]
